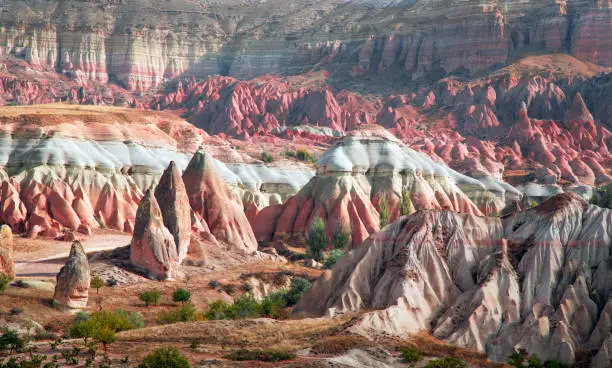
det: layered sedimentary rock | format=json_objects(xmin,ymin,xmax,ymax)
[
  {"xmin": 255, "ymin": 127, "xmax": 520, "ymax": 247},
  {"xmin": 183, "ymin": 148, "xmax": 258, "ymax": 251},
  {"xmin": 2, "ymin": 0, "xmax": 611, "ymax": 89},
  {"xmin": 53, "ymin": 241, "xmax": 90, "ymax": 310},
  {"xmin": 295, "ymin": 193, "xmax": 612, "ymax": 365},
  {"xmin": 0, "ymin": 225, "xmax": 14, "ymax": 279},
  {"xmin": 130, "ymin": 190, "xmax": 179, "ymax": 280},
  {"xmin": 0, "ymin": 104, "xmax": 313, "ymax": 239}
]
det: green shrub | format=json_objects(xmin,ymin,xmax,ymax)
[
  {"xmin": 261, "ymin": 152, "xmax": 274, "ymax": 163},
  {"xmin": 114, "ymin": 309, "xmax": 145, "ymax": 329},
  {"xmin": 139, "ymin": 290, "xmax": 161, "ymax": 307},
  {"xmin": 13, "ymin": 280, "xmax": 29, "ymax": 289},
  {"xmin": 295, "ymin": 149, "xmax": 316, "ymax": 163},
  {"xmin": 323, "ymin": 249, "xmax": 345, "ymax": 269},
  {"xmin": 208, "ymin": 280, "xmax": 220, "ymax": 289},
  {"xmin": 156, "ymin": 302, "xmax": 197, "ymax": 325},
  {"xmin": 285, "ymin": 150, "xmax": 297, "ymax": 158},
  {"xmin": 285, "ymin": 277, "xmax": 311, "ymax": 306},
  {"xmin": 229, "ymin": 294, "xmax": 262, "ymax": 319},
  {"xmin": 138, "ymin": 346, "xmax": 190, "ymax": 368},
  {"xmin": 425, "ymin": 357, "xmax": 467, "ymax": 368},
  {"xmin": 259, "ymin": 292, "xmax": 288, "ymax": 319},
  {"xmin": 204, "ymin": 300, "xmax": 233, "ymax": 320},
  {"xmin": 401, "ymin": 347, "xmax": 423, "ymax": 363},
  {"xmin": 70, "ymin": 309, "xmax": 136, "ymax": 347},
  {"xmin": 0, "ymin": 273, "xmax": 10, "ymax": 292},
  {"xmin": 0, "ymin": 328, "xmax": 24, "ymax": 354},
  {"xmin": 331, "ymin": 227, "xmax": 350, "ymax": 250},
  {"xmin": 379, "ymin": 193, "xmax": 389, "ymax": 228},
  {"xmin": 306, "ymin": 217, "xmax": 327, "ymax": 261},
  {"xmin": 172, "ymin": 288, "xmax": 191, "ymax": 304},
  {"xmin": 223, "ymin": 349, "xmax": 296, "ymax": 362}
]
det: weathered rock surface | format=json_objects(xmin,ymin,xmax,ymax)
[
  {"xmin": 0, "ymin": 225, "xmax": 14, "ymax": 279},
  {"xmin": 53, "ymin": 241, "xmax": 90, "ymax": 310},
  {"xmin": 129, "ymin": 190, "xmax": 179, "ymax": 280},
  {"xmin": 154, "ymin": 161, "xmax": 191, "ymax": 262},
  {"xmin": 295, "ymin": 193, "xmax": 612, "ymax": 366},
  {"xmin": 256, "ymin": 128, "xmax": 520, "ymax": 247},
  {"xmin": 183, "ymin": 148, "xmax": 258, "ymax": 251}
]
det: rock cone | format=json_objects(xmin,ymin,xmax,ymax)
[
  {"xmin": 154, "ymin": 161, "xmax": 191, "ymax": 262},
  {"xmin": 53, "ymin": 241, "xmax": 90, "ymax": 310},
  {"xmin": 183, "ymin": 148, "xmax": 257, "ymax": 251},
  {"xmin": 130, "ymin": 190, "xmax": 179, "ymax": 280}
]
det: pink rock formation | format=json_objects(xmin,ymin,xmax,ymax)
[
  {"xmin": 182, "ymin": 148, "xmax": 257, "ymax": 251},
  {"xmin": 154, "ymin": 161, "xmax": 191, "ymax": 262},
  {"xmin": 129, "ymin": 190, "xmax": 179, "ymax": 280},
  {"xmin": 53, "ymin": 241, "xmax": 90, "ymax": 310},
  {"xmin": 0, "ymin": 225, "xmax": 14, "ymax": 279}
]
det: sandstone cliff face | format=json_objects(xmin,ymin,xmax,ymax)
[
  {"xmin": 53, "ymin": 241, "xmax": 90, "ymax": 310},
  {"xmin": 255, "ymin": 128, "xmax": 520, "ymax": 247},
  {"xmin": 2, "ymin": 0, "xmax": 612, "ymax": 90},
  {"xmin": 295, "ymin": 193, "xmax": 612, "ymax": 366}
]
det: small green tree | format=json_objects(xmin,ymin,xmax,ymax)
[
  {"xmin": 306, "ymin": 217, "xmax": 327, "ymax": 261},
  {"xmin": 95, "ymin": 326, "xmax": 116, "ymax": 352},
  {"xmin": 399, "ymin": 188, "xmax": 413, "ymax": 216},
  {"xmin": 379, "ymin": 193, "xmax": 389, "ymax": 228},
  {"xmin": 172, "ymin": 288, "xmax": 191, "ymax": 304},
  {"xmin": 401, "ymin": 347, "xmax": 423, "ymax": 363},
  {"xmin": 139, "ymin": 346, "xmax": 191, "ymax": 368},
  {"xmin": 90, "ymin": 276, "xmax": 105, "ymax": 295},
  {"xmin": 331, "ymin": 227, "xmax": 350, "ymax": 250},
  {"xmin": 0, "ymin": 328, "xmax": 24, "ymax": 354},
  {"xmin": 139, "ymin": 290, "xmax": 162, "ymax": 307}
]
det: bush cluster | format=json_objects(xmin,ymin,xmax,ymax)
[
  {"xmin": 139, "ymin": 346, "xmax": 190, "ymax": 368},
  {"xmin": 205, "ymin": 277, "xmax": 311, "ymax": 320},
  {"xmin": 425, "ymin": 357, "xmax": 467, "ymax": 368},
  {"xmin": 401, "ymin": 347, "xmax": 424, "ymax": 363},
  {"xmin": 69, "ymin": 309, "xmax": 142, "ymax": 351}
]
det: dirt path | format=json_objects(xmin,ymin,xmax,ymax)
[{"xmin": 14, "ymin": 230, "xmax": 132, "ymax": 277}]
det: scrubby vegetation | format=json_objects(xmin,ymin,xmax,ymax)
[
  {"xmin": 139, "ymin": 346, "xmax": 190, "ymax": 368},
  {"xmin": 156, "ymin": 303, "xmax": 199, "ymax": 324},
  {"xmin": 286, "ymin": 148, "xmax": 317, "ymax": 163},
  {"xmin": 69, "ymin": 309, "xmax": 142, "ymax": 351},
  {"xmin": 172, "ymin": 288, "xmax": 191, "ymax": 304},
  {"xmin": 223, "ymin": 349, "xmax": 296, "ymax": 362},
  {"xmin": 0, "ymin": 274, "xmax": 10, "ymax": 292},
  {"xmin": 401, "ymin": 347, "xmax": 424, "ymax": 363},
  {"xmin": 508, "ymin": 350, "xmax": 570, "ymax": 368},
  {"xmin": 331, "ymin": 227, "xmax": 350, "ymax": 250},
  {"xmin": 311, "ymin": 335, "xmax": 372, "ymax": 355},
  {"xmin": 399, "ymin": 188, "xmax": 413, "ymax": 216},
  {"xmin": 261, "ymin": 152, "xmax": 274, "ymax": 163},
  {"xmin": 0, "ymin": 328, "xmax": 24, "ymax": 354},
  {"xmin": 306, "ymin": 217, "xmax": 327, "ymax": 261},
  {"xmin": 323, "ymin": 249, "xmax": 345, "ymax": 269},
  {"xmin": 139, "ymin": 290, "xmax": 161, "ymax": 307},
  {"xmin": 590, "ymin": 184, "xmax": 612, "ymax": 209},
  {"xmin": 425, "ymin": 357, "xmax": 467, "ymax": 368}
]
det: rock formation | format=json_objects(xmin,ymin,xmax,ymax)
[
  {"xmin": 0, "ymin": 225, "xmax": 14, "ymax": 279},
  {"xmin": 256, "ymin": 127, "xmax": 520, "ymax": 247},
  {"xmin": 154, "ymin": 161, "xmax": 191, "ymax": 262},
  {"xmin": 53, "ymin": 241, "xmax": 90, "ymax": 310},
  {"xmin": 183, "ymin": 148, "xmax": 258, "ymax": 251},
  {"xmin": 295, "ymin": 193, "xmax": 612, "ymax": 366},
  {"xmin": 129, "ymin": 190, "xmax": 179, "ymax": 280}
]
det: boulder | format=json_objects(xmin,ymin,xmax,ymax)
[
  {"xmin": 53, "ymin": 241, "xmax": 90, "ymax": 310},
  {"xmin": 130, "ymin": 190, "xmax": 179, "ymax": 280},
  {"xmin": 0, "ymin": 225, "xmax": 15, "ymax": 279}
]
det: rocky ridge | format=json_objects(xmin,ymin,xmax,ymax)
[{"xmin": 294, "ymin": 193, "xmax": 612, "ymax": 366}]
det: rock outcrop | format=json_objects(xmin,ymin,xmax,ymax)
[
  {"xmin": 154, "ymin": 161, "xmax": 191, "ymax": 262},
  {"xmin": 53, "ymin": 241, "xmax": 90, "ymax": 310},
  {"xmin": 183, "ymin": 148, "xmax": 258, "ymax": 251},
  {"xmin": 129, "ymin": 189, "xmax": 179, "ymax": 280},
  {"xmin": 295, "ymin": 193, "xmax": 612, "ymax": 366},
  {"xmin": 256, "ymin": 128, "xmax": 520, "ymax": 247},
  {"xmin": 0, "ymin": 225, "xmax": 14, "ymax": 279}
]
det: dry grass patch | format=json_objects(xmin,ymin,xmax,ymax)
[{"xmin": 310, "ymin": 334, "xmax": 373, "ymax": 355}]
